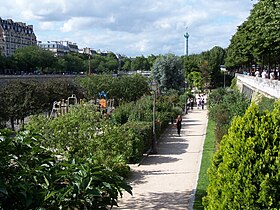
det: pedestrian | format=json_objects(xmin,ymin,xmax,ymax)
[
  {"xmin": 201, "ymin": 98, "xmax": 205, "ymax": 110},
  {"xmin": 190, "ymin": 98, "xmax": 194, "ymax": 110},
  {"xmin": 176, "ymin": 114, "xmax": 183, "ymax": 136}
]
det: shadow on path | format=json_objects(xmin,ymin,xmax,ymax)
[{"xmin": 117, "ymin": 191, "xmax": 192, "ymax": 210}]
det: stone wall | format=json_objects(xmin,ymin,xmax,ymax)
[{"xmin": 236, "ymin": 74, "xmax": 280, "ymax": 100}]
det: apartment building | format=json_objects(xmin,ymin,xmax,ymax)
[
  {"xmin": 38, "ymin": 41, "xmax": 79, "ymax": 56},
  {"xmin": 0, "ymin": 18, "xmax": 37, "ymax": 56}
]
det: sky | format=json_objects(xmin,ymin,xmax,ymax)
[{"xmin": 0, "ymin": 0, "xmax": 258, "ymax": 57}]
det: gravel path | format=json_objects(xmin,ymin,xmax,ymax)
[{"xmin": 115, "ymin": 108, "xmax": 208, "ymax": 210}]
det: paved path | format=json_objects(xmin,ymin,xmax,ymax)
[{"xmin": 115, "ymin": 108, "xmax": 208, "ymax": 210}]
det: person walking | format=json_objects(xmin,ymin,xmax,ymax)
[
  {"xmin": 176, "ymin": 114, "xmax": 183, "ymax": 136},
  {"xmin": 201, "ymin": 98, "xmax": 205, "ymax": 110}
]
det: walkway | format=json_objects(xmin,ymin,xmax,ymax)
[{"xmin": 114, "ymin": 108, "xmax": 208, "ymax": 210}]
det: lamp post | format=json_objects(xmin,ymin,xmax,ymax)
[
  {"xmin": 88, "ymin": 54, "xmax": 91, "ymax": 75},
  {"xmin": 220, "ymin": 65, "xmax": 227, "ymax": 88},
  {"xmin": 151, "ymin": 80, "xmax": 157, "ymax": 154}
]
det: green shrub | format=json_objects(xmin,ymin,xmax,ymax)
[
  {"xmin": 121, "ymin": 121, "xmax": 153, "ymax": 163},
  {"xmin": 204, "ymin": 100, "xmax": 280, "ymax": 209},
  {"xmin": 207, "ymin": 88, "xmax": 249, "ymax": 145},
  {"xmin": 257, "ymin": 96, "xmax": 276, "ymax": 113},
  {"xmin": 26, "ymin": 104, "xmax": 134, "ymax": 175},
  {"xmin": 0, "ymin": 130, "xmax": 132, "ymax": 209},
  {"xmin": 111, "ymin": 102, "xmax": 134, "ymax": 124},
  {"xmin": 128, "ymin": 95, "xmax": 153, "ymax": 122}
]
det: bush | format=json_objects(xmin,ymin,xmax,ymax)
[
  {"xmin": 0, "ymin": 129, "xmax": 132, "ymax": 209},
  {"xmin": 257, "ymin": 96, "xmax": 276, "ymax": 113},
  {"xmin": 121, "ymin": 121, "xmax": 153, "ymax": 163},
  {"xmin": 26, "ymin": 104, "xmax": 134, "ymax": 175},
  {"xmin": 204, "ymin": 100, "xmax": 280, "ymax": 209},
  {"xmin": 207, "ymin": 88, "xmax": 249, "ymax": 145},
  {"xmin": 111, "ymin": 102, "xmax": 134, "ymax": 124}
]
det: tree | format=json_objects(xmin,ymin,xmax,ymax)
[
  {"xmin": 77, "ymin": 74, "xmax": 149, "ymax": 104},
  {"xmin": 1, "ymin": 80, "xmax": 49, "ymax": 130},
  {"xmin": 151, "ymin": 54, "xmax": 184, "ymax": 92},
  {"xmin": 187, "ymin": 71, "xmax": 203, "ymax": 91},
  {"xmin": 225, "ymin": 0, "xmax": 280, "ymax": 69},
  {"xmin": 131, "ymin": 56, "xmax": 150, "ymax": 71},
  {"xmin": 63, "ymin": 53, "xmax": 84, "ymax": 73},
  {"xmin": 204, "ymin": 101, "xmax": 280, "ymax": 209},
  {"xmin": 12, "ymin": 46, "xmax": 56, "ymax": 73},
  {"xmin": 121, "ymin": 57, "xmax": 132, "ymax": 71}
]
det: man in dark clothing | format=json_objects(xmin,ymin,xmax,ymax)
[{"xmin": 176, "ymin": 115, "xmax": 182, "ymax": 136}]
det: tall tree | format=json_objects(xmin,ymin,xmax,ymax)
[
  {"xmin": 151, "ymin": 54, "xmax": 184, "ymax": 92},
  {"xmin": 225, "ymin": 0, "xmax": 280, "ymax": 69}
]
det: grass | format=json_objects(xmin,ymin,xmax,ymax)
[{"xmin": 193, "ymin": 119, "xmax": 216, "ymax": 210}]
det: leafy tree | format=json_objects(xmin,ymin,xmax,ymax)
[
  {"xmin": 225, "ymin": 0, "xmax": 280, "ymax": 69},
  {"xmin": 187, "ymin": 71, "xmax": 203, "ymax": 91},
  {"xmin": 1, "ymin": 80, "xmax": 51, "ymax": 130},
  {"xmin": 0, "ymin": 90, "xmax": 8, "ymax": 128},
  {"xmin": 131, "ymin": 56, "xmax": 150, "ymax": 71},
  {"xmin": 77, "ymin": 74, "xmax": 149, "ymax": 104},
  {"xmin": 0, "ymin": 54, "xmax": 6, "ymax": 74},
  {"xmin": 44, "ymin": 78, "xmax": 84, "ymax": 107},
  {"xmin": 147, "ymin": 54, "xmax": 157, "ymax": 68},
  {"xmin": 121, "ymin": 57, "xmax": 132, "ymax": 71},
  {"xmin": 151, "ymin": 54, "xmax": 184, "ymax": 92},
  {"xmin": 204, "ymin": 101, "xmax": 280, "ymax": 209},
  {"xmin": 12, "ymin": 46, "xmax": 56, "ymax": 73},
  {"xmin": 183, "ymin": 55, "xmax": 200, "ymax": 76},
  {"xmin": 207, "ymin": 88, "xmax": 250, "ymax": 145},
  {"xmin": 63, "ymin": 53, "xmax": 84, "ymax": 73},
  {"xmin": 110, "ymin": 74, "xmax": 150, "ymax": 103}
]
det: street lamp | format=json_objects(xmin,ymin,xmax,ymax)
[
  {"xmin": 220, "ymin": 65, "xmax": 227, "ymax": 88},
  {"xmin": 150, "ymin": 80, "xmax": 158, "ymax": 154}
]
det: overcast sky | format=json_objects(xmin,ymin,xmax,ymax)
[{"xmin": 1, "ymin": 0, "xmax": 257, "ymax": 57}]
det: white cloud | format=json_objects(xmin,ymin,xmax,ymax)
[{"xmin": 0, "ymin": 0, "xmax": 257, "ymax": 57}]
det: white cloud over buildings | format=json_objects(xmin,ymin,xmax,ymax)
[{"xmin": 1, "ymin": 0, "xmax": 257, "ymax": 56}]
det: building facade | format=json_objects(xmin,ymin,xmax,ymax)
[
  {"xmin": 0, "ymin": 18, "xmax": 37, "ymax": 56},
  {"xmin": 38, "ymin": 41, "xmax": 79, "ymax": 56}
]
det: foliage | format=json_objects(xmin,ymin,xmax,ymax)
[
  {"xmin": 256, "ymin": 96, "xmax": 276, "ymax": 113},
  {"xmin": 225, "ymin": 0, "xmax": 280, "ymax": 69},
  {"xmin": 121, "ymin": 121, "xmax": 153, "ymax": 162},
  {"xmin": 183, "ymin": 46, "xmax": 225, "ymax": 89},
  {"xmin": 0, "ymin": 129, "xmax": 132, "ymax": 210},
  {"xmin": 130, "ymin": 55, "xmax": 150, "ymax": 71},
  {"xmin": 111, "ymin": 102, "xmax": 134, "ymax": 124},
  {"xmin": 0, "ymin": 80, "xmax": 49, "ymax": 130},
  {"xmin": 151, "ymin": 54, "xmax": 184, "ymax": 92},
  {"xmin": 43, "ymin": 78, "xmax": 84, "ymax": 105},
  {"xmin": 0, "ymin": 78, "xmax": 83, "ymax": 130},
  {"xmin": 89, "ymin": 53, "xmax": 119, "ymax": 74},
  {"xmin": 207, "ymin": 88, "xmax": 250, "ymax": 145},
  {"xmin": 26, "ymin": 104, "xmax": 133, "ymax": 167},
  {"xmin": 77, "ymin": 74, "xmax": 149, "ymax": 104},
  {"xmin": 128, "ymin": 95, "xmax": 153, "ymax": 122},
  {"xmin": 204, "ymin": 101, "xmax": 280, "ymax": 209},
  {"xmin": 187, "ymin": 71, "xmax": 203, "ymax": 91},
  {"xmin": 12, "ymin": 45, "xmax": 57, "ymax": 73}
]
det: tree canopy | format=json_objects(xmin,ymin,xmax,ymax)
[
  {"xmin": 151, "ymin": 54, "xmax": 184, "ymax": 92},
  {"xmin": 225, "ymin": 0, "xmax": 280, "ymax": 69}
]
